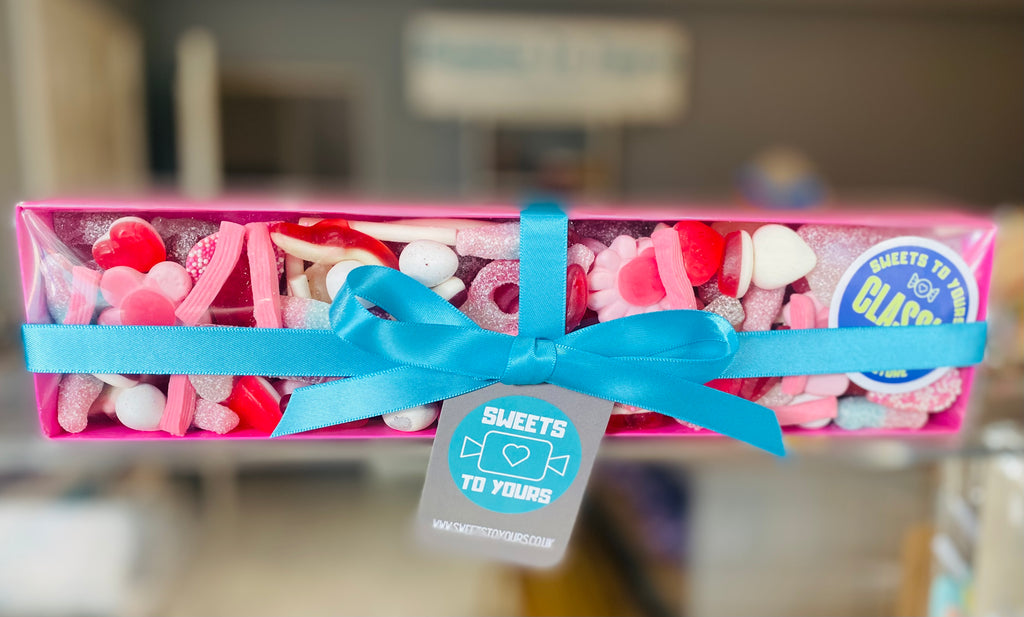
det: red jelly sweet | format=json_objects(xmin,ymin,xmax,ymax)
[
  {"xmin": 270, "ymin": 219, "xmax": 398, "ymax": 268},
  {"xmin": 717, "ymin": 230, "xmax": 753, "ymax": 298},
  {"xmin": 226, "ymin": 375, "xmax": 283, "ymax": 434},
  {"xmin": 92, "ymin": 217, "xmax": 167, "ymax": 273},
  {"xmin": 565, "ymin": 263, "xmax": 589, "ymax": 332},
  {"xmin": 606, "ymin": 411, "xmax": 670, "ymax": 432},
  {"xmin": 673, "ymin": 221, "xmax": 725, "ymax": 286}
]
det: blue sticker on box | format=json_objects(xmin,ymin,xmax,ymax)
[
  {"xmin": 829, "ymin": 236, "xmax": 978, "ymax": 393},
  {"xmin": 448, "ymin": 395, "xmax": 582, "ymax": 514}
]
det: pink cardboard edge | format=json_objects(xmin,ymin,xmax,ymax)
[{"xmin": 15, "ymin": 199, "xmax": 996, "ymax": 442}]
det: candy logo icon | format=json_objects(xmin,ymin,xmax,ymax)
[
  {"xmin": 448, "ymin": 394, "xmax": 583, "ymax": 514},
  {"xmin": 908, "ymin": 273, "xmax": 940, "ymax": 303},
  {"xmin": 460, "ymin": 431, "xmax": 571, "ymax": 482}
]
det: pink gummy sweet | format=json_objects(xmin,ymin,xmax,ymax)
[
  {"xmin": 100, "ymin": 266, "xmax": 145, "ymax": 306},
  {"xmin": 867, "ymin": 368, "xmax": 962, "ymax": 412},
  {"xmin": 797, "ymin": 224, "xmax": 895, "ymax": 307},
  {"xmin": 120, "ymin": 288, "xmax": 177, "ymax": 326},
  {"xmin": 455, "ymin": 222, "xmax": 520, "ymax": 259},
  {"xmin": 189, "ymin": 374, "xmax": 234, "ymax": 403},
  {"xmin": 651, "ymin": 228, "xmax": 697, "ymax": 310},
  {"xmin": 64, "ymin": 266, "xmax": 101, "ymax": 325},
  {"xmin": 281, "ymin": 295, "xmax": 330, "ymax": 329},
  {"xmin": 617, "ymin": 247, "xmax": 665, "ymax": 306},
  {"xmin": 97, "ymin": 307, "xmax": 122, "ymax": 325},
  {"xmin": 193, "ymin": 399, "xmax": 240, "ymax": 434},
  {"xmin": 159, "ymin": 374, "xmax": 197, "ymax": 436},
  {"xmin": 779, "ymin": 293, "xmax": 817, "ymax": 394},
  {"xmin": 773, "ymin": 395, "xmax": 838, "ymax": 426},
  {"xmin": 143, "ymin": 261, "xmax": 193, "ymax": 304},
  {"xmin": 57, "ymin": 373, "xmax": 104, "ymax": 433},
  {"xmin": 740, "ymin": 285, "xmax": 785, "ymax": 331},
  {"xmin": 461, "ymin": 259, "xmax": 520, "ymax": 334},
  {"xmin": 176, "ymin": 222, "xmax": 246, "ymax": 326},
  {"xmin": 245, "ymin": 222, "xmax": 283, "ymax": 328}
]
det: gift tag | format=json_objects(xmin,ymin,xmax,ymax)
[{"xmin": 416, "ymin": 383, "xmax": 613, "ymax": 567}]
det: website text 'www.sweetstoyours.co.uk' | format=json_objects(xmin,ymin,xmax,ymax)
[{"xmin": 432, "ymin": 519, "xmax": 555, "ymax": 549}]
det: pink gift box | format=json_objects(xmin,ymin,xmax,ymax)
[{"xmin": 16, "ymin": 198, "xmax": 996, "ymax": 442}]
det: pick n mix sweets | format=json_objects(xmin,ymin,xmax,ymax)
[{"xmin": 16, "ymin": 201, "xmax": 994, "ymax": 441}]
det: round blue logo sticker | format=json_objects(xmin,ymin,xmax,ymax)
[
  {"xmin": 829, "ymin": 236, "xmax": 978, "ymax": 393},
  {"xmin": 448, "ymin": 395, "xmax": 582, "ymax": 514}
]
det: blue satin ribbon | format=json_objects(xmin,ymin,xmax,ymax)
[{"xmin": 21, "ymin": 205, "xmax": 990, "ymax": 457}]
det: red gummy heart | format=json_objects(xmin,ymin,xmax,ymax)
[
  {"xmin": 270, "ymin": 219, "xmax": 398, "ymax": 268},
  {"xmin": 92, "ymin": 217, "xmax": 166, "ymax": 273},
  {"xmin": 673, "ymin": 221, "xmax": 724, "ymax": 286},
  {"xmin": 226, "ymin": 375, "xmax": 283, "ymax": 434}
]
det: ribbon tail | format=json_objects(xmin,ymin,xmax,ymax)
[
  {"xmin": 549, "ymin": 359, "xmax": 785, "ymax": 456},
  {"xmin": 637, "ymin": 382, "xmax": 786, "ymax": 456},
  {"xmin": 273, "ymin": 366, "xmax": 493, "ymax": 437}
]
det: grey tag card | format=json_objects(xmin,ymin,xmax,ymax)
[{"xmin": 415, "ymin": 384, "xmax": 613, "ymax": 567}]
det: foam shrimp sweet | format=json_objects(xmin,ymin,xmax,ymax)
[{"xmin": 15, "ymin": 201, "xmax": 993, "ymax": 441}]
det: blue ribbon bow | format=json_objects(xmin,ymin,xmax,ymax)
[{"xmin": 278, "ymin": 264, "xmax": 786, "ymax": 454}]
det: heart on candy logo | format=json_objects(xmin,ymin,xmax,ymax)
[
  {"xmin": 830, "ymin": 236, "xmax": 978, "ymax": 393},
  {"xmin": 448, "ymin": 395, "xmax": 581, "ymax": 514},
  {"xmin": 502, "ymin": 443, "xmax": 530, "ymax": 467}
]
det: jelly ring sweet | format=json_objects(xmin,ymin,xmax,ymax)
[{"xmin": 461, "ymin": 259, "xmax": 520, "ymax": 335}]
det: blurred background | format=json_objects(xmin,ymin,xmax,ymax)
[{"xmin": 0, "ymin": 0, "xmax": 1022, "ymax": 615}]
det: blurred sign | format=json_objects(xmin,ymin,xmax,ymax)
[{"xmin": 406, "ymin": 12, "xmax": 689, "ymax": 123}]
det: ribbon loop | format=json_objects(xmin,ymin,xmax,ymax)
[{"xmin": 502, "ymin": 336, "xmax": 557, "ymax": 385}]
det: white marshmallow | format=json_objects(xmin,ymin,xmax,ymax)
[
  {"xmin": 115, "ymin": 383, "xmax": 166, "ymax": 431},
  {"xmin": 431, "ymin": 276, "xmax": 466, "ymax": 301},
  {"xmin": 400, "ymin": 240, "xmax": 459, "ymax": 288},
  {"xmin": 382, "ymin": 403, "xmax": 440, "ymax": 432},
  {"xmin": 325, "ymin": 260, "xmax": 365, "ymax": 300}
]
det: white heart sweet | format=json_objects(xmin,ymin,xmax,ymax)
[
  {"xmin": 115, "ymin": 383, "xmax": 166, "ymax": 431},
  {"xmin": 751, "ymin": 224, "xmax": 817, "ymax": 290},
  {"xmin": 399, "ymin": 240, "xmax": 459, "ymax": 287},
  {"xmin": 382, "ymin": 403, "xmax": 440, "ymax": 432}
]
